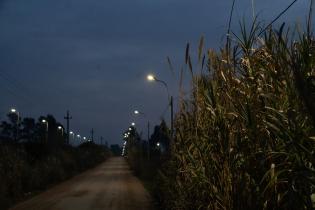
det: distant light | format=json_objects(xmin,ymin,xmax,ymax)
[
  {"xmin": 10, "ymin": 108, "xmax": 17, "ymax": 113},
  {"xmin": 77, "ymin": 134, "xmax": 81, "ymax": 138},
  {"xmin": 42, "ymin": 119, "xmax": 47, "ymax": 123},
  {"xmin": 58, "ymin": 126, "xmax": 62, "ymax": 130},
  {"xmin": 131, "ymin": 122, "xmax": 136, "ymax": 126},
  {"xmin": 157, "ymin": 142, "xmax": 160, "ymax": 147},
  {"xmin": 70, "ymin": 131, "xmax": 74, "ymax": 135},
  {"xmin": 83, "ymin": 137, "xmax": 87, "ymax": 140},
  {"xmin": 147, "ymin": 74, "xmax": 155, "ymax": 81},
  {"xmin": 129, "ymin": 128, "xmax": 132, "ymax": 131},
  {"xmin": 134, "ymin": 110, "xmax": 139, "ymax": 115}
]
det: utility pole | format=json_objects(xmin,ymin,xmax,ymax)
[
  {"xmin": 90, "ymin": 128, "xmax": 94, "ymax": 142},
  {"xmin": 100, "ymin": 136, "xmax": 103, "ymax": 145},
  {"xmin": 64, "ymin": 110, "xmax": 72, "ymax": 144}
]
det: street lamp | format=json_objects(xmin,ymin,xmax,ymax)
[
  {"xmin": 69, "ymin": 131, "xmax": 75, "ymax": 144},
  {"xmin": 42, "ymin": 119, "xmax": 48, "ymax": 143},
  {"xmin": 10, "ymin": 108, "xmax": 20, "ymax": 142},
  {"xmin": 131, "ymin": 122, "xmax": 136, "ymax": 126},
  {"xmin": 76, "ymin": 134, "xmax": 81, "ymax": 143},
  {"xmin": 146, "ymin": 74, "xmax": 174, "ymax": 138},
  {"xmin": 134, "ymin": 109, "xmax": 150, "ymax": 159},
  {"xmin": 147, "ymin": 74, "xmax": 155, "ymax": 81},
  {"xmin": 58, "ymin": 126, "xmax": 64, "ymax": 136}
]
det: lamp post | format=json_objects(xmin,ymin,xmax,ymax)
[
  {"xmin": 134, "ymin": 110, "xmax": 150, "ymax": 159},
  {"xmin": 58, "ymin": 126, "xmax": 64, "ymax": 136},
  {"xmin": 76, "ymin": 134, "xmax": 81, "ymax": 143},
  {"xmin": 10, "ymin": 108, "xmax": 20, "ymax": 143},
  {"xmin": 57, "ymin": 126, "xmax": 64, "ymax": 144},
  {"xmin": 42, "ymin": 119, "xmax": 48, "ymax": 143},
  {"xmin": 147, "ymin": 74, "xmax": 174, "ymax": 138},
  {"xmin": 70, "ymin": 131, "xmax": 75, "ymax": 144}
]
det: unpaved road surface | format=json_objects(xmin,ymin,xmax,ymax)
[{"xmin": 10, "ymin": 157, "xmax": 153, "ymax": 210}]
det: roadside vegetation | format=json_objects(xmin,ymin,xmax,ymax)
[
  {"xmin": 159, "ymin": 9, "xmax": 315, "ymax": 210},
  {"xmin": 0, "ymin": 114, "xmax": 111, "ymax": 210},
  {"xmin": 127, "ymin": 2, "xmax": 315, "ymax": 209},
  {"xmin": 124, "ymin": 120, "xmax": 171, "ymax": 206}
]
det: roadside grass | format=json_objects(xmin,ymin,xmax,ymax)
[{"xmin": 155, "ymin": 5, "xmax": 315, "ymax": 210}]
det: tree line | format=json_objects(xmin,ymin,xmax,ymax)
[{"xmin": 0, "ymin": 112, "xmax": 111, "ymax": 210}]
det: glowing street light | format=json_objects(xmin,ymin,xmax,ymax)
[
  {"xmin": 10, "ymin": 108, "xmax": 20, "ymax": 142},
  {"xmin": 146, "ymin": 73, "xmax": 174, "ymax": 138},
  {"xmin": 42, "ymin": 119, "xmax": 49, "ymax": 143},
  {"xmin": 156, "ymin": 142, "xmax": 160, "ymax": 147},
  {"xmin": 69, "ymin": 131, "xmax": 74, "ymax": 144},
  {"xmin": 133, "ymin": 109, "xmax": 150, "ymax": 159},
  {"xmin": 57, "ymin": 126, "xmax": 64, "ymax": 138},
  {"xmin": 147, "ymin": 74, "xmax": 155, "ymax": 81},
  {"xmin": 131, "ymin": 122, "xmax": 136, "ymax": 126}
]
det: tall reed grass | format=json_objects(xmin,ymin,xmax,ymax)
[{"xmin": 157, "ymin": 11, "xmax": 315, "ymax": 210}]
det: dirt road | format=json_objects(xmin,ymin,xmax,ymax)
[{"xmin": 10, "ymin": 157, "xmax": 153, "ymax": 210}]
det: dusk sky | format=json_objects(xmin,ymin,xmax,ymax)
[{"xmin": 0, "ymin": 0, "xmax": 312, "ymax": 145}]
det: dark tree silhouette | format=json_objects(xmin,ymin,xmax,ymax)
[
  {"xmin": 149, "ymin": 119, "xmax": 170, "ymax": 153},
  {"xmin": 21, "ymin": 118, "xmax": 36, "ymax": 142}
]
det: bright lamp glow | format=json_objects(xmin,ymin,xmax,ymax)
[
  {"xmin": 134, "ymin": 110, "xmax": 139, "ymax": 114},
  {"xmin": 42, "ymin": 119, "xmax": 47, "ymax": 123},
  {"xmin": 147, "ymin": 74, "xmax": 155, "ymax": 81},
  {"xmin": 10, "ymin": 108, "xmax": 17, "ymax": 113},
  {"xmin": 70, "ymin": 131, "xmax": 74, "ymax": 135},
  {"xmin": 131, "ymin": 122, "xmax": 136, "ymax": 126},
  {"xmin": 58, "ymin": 126, "xmax": 62, "ymax": 130},
  {"xmin": 157, "ymin": 142, "xmax": 160, "ymax": 147}
]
